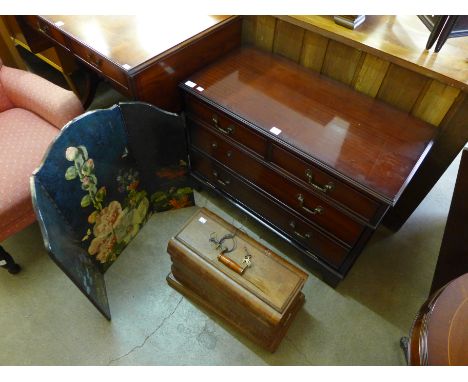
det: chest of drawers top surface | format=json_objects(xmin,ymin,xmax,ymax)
[{"xmin": 181, "ymin": 47, "xmax": 438, "ymax": 204}]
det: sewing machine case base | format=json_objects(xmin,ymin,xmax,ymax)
[{"xmin": 166, "ymin": 207, "xmax": 308, "ymax": 352}]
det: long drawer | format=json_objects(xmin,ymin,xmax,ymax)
[
  {"xmin": 190, "ymin": 148, "xmax": 351, "ymax": 269},
  {"xmin": 189, "ymin": 120, "xmax": 366, "ymax": 247}
]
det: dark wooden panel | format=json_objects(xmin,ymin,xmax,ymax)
[
  {"xmin": 190, "ymin": 149, "xmax": 351, "ymax": 269},
  {"xmin": 134, "ymin": 17, "xmax": 242, "ymax": 111},
  {"xmin": 384, "ymin": 94, "xmax": 468, "ymax": 230},
  {"xmin": 183, "ymin": 47, "xmax": 437, "ymax": 203},
  {"xmin": 429, "ymin": 147, "xmax": 468, "ymax": 294},
  {"xmin": 189, "ymin": 122, "xmax": 366, "ymax": 246}
]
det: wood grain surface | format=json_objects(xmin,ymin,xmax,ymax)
[
  {"xmin": 184, "ymin": 46, "xmax": 437, "ymax": 203},
  {"xmin": 409, "ymin": 273, "xmax": 468, "ymax": 365},
  {"xmin": 243, "ymin": 15, "xmax": 465, "ymax": 127}
]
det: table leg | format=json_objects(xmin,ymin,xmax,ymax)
[
  {"xmin": 0, "ymin": 246, "xmax": 21, "ymax": 274},
  {"xmin": 400, "ymin": 337, "xmax": 409, "ymax": 365}
]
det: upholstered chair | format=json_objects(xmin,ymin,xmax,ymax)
[{"xmin": 0, "ymin": 57, "xmax": 84, "ymax": 274}]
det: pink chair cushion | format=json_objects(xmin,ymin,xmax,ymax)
[
  {"xmin": 0, "ymin": 65, "xmax": 83, "ymax": 128},
  {"xmin": 0, "ymin": 78, "xmax": 14, "ymax": 114},
  {"xmin": 0, "ymin": 108, "xmax": 60, "ymax": 242}
]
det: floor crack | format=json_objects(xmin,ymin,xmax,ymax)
[
  {"xmin": 107, "ymin": 296, "xmax": 183, "ymax": 365},
  {"xmin": 284, "ymin": 336, "xmax": 314, "ymax": 365}
]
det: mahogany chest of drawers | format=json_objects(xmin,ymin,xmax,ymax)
[{"xmin": 180, "ymin": 47, "xmax": 438, "ymax": 286}]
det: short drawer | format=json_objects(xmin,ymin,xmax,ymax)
[
  {"xmin": 190, "ymin": 149, "xmax": 350, "ymax": 268},
  {"xmin": 185, "ymin": 95, "xmax": 268, "ymax": 157},
  {"xmin": 23, "ymin": 16, "xmax": 69, "ymax": 49},
  {"xmin": 270, "ymin": 144, "xmax": 384, "ymax": 223},
  {"xmin": 68, "ymin": 39, "xmax": 130, "ymax": 90},
  {"xmin": 190, "ymin": 123, "xmax": 366, "ymax": 246}
]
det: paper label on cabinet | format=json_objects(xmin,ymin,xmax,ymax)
[
  {"xmin": 198, "ymin": 217, "xmax": 207, "ymax": 224},
  {"xmin": 196, "ymin": 86, "xmax": 204, "ymax": 92},
  {"xmin": 270, "ymin": 127, "xmax": 282, "ymax": 135},
  {"xmin": 185, "ymin": 81, "xmax": 197, "ymax": 88},
  {"xmin": 0, "ymin": 260, "xmax": 6, "ymax": 266}
]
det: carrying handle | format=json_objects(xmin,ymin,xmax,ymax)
[
  {"xmin": 218, "ymin": 254, "xmax": 246, "ymax": 275},
  {"xmin": 217, "ymin": 247, "xmax": 252, "ymax": 275}
]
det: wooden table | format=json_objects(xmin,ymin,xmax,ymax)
[
  {"xmin": 15, "ymin": 15, "xmax": 241, "ymax": 111},
  {"xmin": 405, "ymin": 273, "xmax": 468, "ymax": 365}
]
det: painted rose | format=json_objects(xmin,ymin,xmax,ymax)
[
  {"xmin": 65, "ymin": 146, "xmax": 79, "ymax": 161},
  {"xmin": 88, "ymin": 233, "xmax": 117, "ymax": 263},
  {"xmin": 92, "ymin": 201, "xmax": 123, "ymax": 238}
]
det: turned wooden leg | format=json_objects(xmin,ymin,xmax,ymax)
[{"xmin": 0, "ymin": 246, "xmax": 21, "ymax": 274}]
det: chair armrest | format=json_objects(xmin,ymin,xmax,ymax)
[
  {"xmin": 0, "ymin": 65, "xmax": 84, "ymax": 128},
  {"xmin": 30, "ymin": 176, "xmax": 110, "ymax": 319}
]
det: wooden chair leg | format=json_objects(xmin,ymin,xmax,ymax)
[
  {"xmin": 0, "ymin": 245, "xmax": 21, "ymax": 274},
  {"xmin": 435, "ymin": 16, "xmax": 459, "ymax": 52},
  {"xmin": 424, "ymin": 16, "xmax": 448, "ymax": 50}
]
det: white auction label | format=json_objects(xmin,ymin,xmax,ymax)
[
  {"xmin": 270, "ymin": 126, "xmax": 282, "ymax": 135},
  {"xmin": 196, "ymin": 86, "xmax": 204, "ymax": 92},
  {"xmin": 198, "ymin": 217, "xmax": 207, "ymax": 224},
  {"xmin": 185, "ymin": 80, "xmax": 197, "ymax": 88},
  {"xmin": 0, "ymin": 260, "xmax": 6, "ymax": 266}
]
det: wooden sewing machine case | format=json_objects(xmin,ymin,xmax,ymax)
[{"xmin": 166, "ymin": 207, "xmax": 308, "ymax": 352}]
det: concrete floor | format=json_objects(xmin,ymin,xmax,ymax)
[{"xmin": 0, "ymin": 49, "xmax": 461, "ymax": 365}]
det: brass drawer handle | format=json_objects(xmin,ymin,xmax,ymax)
[
  {"xmin": 87, "ymin": 52, "xmax": 103, "ymax": 68},
  {"xmin": 297, "ymin": 194, "xmax": 324, "ymax": 216},
  {"xmin": 212, "ymin": 171, "xmax": 230, "ymax": 187},
  {"xmin": 305, "ymin": 169, "xmax": 334, "ymax": 193},
  {"xmin": 37, "ymin": 21, "xmax": 50, "ymax": 34},
  {"xmin": 289, "ymin": 221, "xmax": 311, "ymax": 240},
  {"xmin": 212, "ymin": 114, "xmax": 235, "ymax": 135}
]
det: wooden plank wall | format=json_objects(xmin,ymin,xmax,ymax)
[{"xmin": 242, "ymin": 16, "xmax": 461, "ymax": 127}]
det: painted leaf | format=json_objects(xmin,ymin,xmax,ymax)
[
  {"xmin": 81, "ymin": 194, "xmax": 91, "ymax": 208},
  {"xmin": 175, "ymin": 187, "xmax": 192, "ymax": 196},
  {"xmin": 95, "ymin": 187, "xmax": 106, "ymax": 202},
  {"xmin": 65, "ymin": 166, "xmax": 78, "ymax": 180},
  {"xmin": 78, "ymin": 145, "xmax": 88, "ymax": 160}
]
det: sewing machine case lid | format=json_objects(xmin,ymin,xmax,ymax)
[{"xmin": 173, "ymin": 208, "xmax": 308, "ymax": 314}]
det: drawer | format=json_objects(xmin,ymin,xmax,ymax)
[
  {"xmin": 190, "ymin": 123, "xmax": 366, "ymax": 246},
  {"xmin": 23, "ymin": 16, "xmax": 69, "ymax": 49},
  {"xmin": 270, "ymin": 144, "xmax": 385, "ymax": 223},
  {"xmin": 185, "ymin": 95, "xmax": 268, "ymax": 157},
  {"xmin": 190, "ymin": 149, "xmax": 350, "ymax": 268},
  {"xmin": 68, "ymin": 39, "xmax": 130, "ymax": 90}
]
